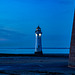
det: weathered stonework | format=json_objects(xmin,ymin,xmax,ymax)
[{"xmin": 69, "ymin": 12, "xmax": 75, "ymax": 67}]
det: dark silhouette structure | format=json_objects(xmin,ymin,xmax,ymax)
[{"xmin": 69, "ymin": 12, "xmax": 75, "ymax": 67}]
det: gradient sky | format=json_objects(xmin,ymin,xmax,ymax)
[{"xmin": 0, "ymin": 0, "xmax": 74, "ymax": 51}]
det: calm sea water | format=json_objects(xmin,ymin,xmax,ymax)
[{"xmin": 0, "ymin": 49, "xmax": 69, "ymax": 54}]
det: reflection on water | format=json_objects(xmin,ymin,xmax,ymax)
[{"xmin": 0, "ymin": 49, "xmax": 69, "ymax": 54}]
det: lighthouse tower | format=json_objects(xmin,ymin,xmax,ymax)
[{"xmin": 35, "ymin": 26, "xmax": 43, "ymax": 55}]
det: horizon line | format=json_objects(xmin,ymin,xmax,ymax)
[{"xmin": 0, "ymin": 48, "xmax": 70, "ymax": 49}]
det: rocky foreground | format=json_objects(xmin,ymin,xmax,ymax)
[{"xmin": 0, "ymin": 54, "xmax": 74, "ymax": 75}]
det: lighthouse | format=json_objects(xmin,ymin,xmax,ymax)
[{"xmin": 35, "ymin": 26, "xmax": 43, "ymax": 55}]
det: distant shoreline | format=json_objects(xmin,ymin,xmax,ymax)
[{"xmin": 0, "ymin": 53, "xmax": 69, "ymax": 58}]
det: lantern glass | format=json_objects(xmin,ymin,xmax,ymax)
[
  {"xmin": 36, "ymin": 34, "xmax": 37, "ymax": 36},
  {"xmin": 39, "ymin": 34, "xmax": 41, "ymax": 36}
]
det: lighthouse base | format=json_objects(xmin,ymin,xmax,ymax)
[{"xmin": 35, "ymin": 51, "xmax": 43, "ymax": 55}]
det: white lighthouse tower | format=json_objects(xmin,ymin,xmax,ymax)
[{"xmin": 35, "ymin": 26, "xmax": 43, "ymax": 55}]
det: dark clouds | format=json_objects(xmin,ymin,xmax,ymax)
[
  {"xmin": 52, "ymin": 0, "xmax": 73, "ymax": 5},
  {"xmin": 0, "ymin": 28, "xmax": 27, "ymax": 42},
  {"xmin": 58, "ymin": 1, "xmax": 73, "ymax": 5},
  {"xmin": 58, "ymin": 0, "xmax": 74, "ymax": 4},
  {"xmin": 0, "ymin": 28, "xmax": 35, "ymax": 48}
]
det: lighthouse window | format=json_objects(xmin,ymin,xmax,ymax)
[
  {"xmin": 36, "ymin": 34, "xmax": 37, "ymax": 36},
  {"xmin": 39, "ymin": 34, "xmax": 41, "ymax": 36}
]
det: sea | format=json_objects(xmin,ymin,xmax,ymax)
[{"xmin": 0, "ymin": 49, "xmax": 69, "ymax": 54}]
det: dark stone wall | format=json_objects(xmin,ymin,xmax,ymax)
[{"xmin": 69, "ymin": 12, "xmax": 75, "ymax": 67}]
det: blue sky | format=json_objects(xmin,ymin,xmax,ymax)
[{"xmin": 0, "ymin": 0, "xmax": 74, "ymax": 49}]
